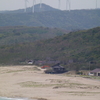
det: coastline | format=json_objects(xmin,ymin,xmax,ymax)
[{"xmin": 0, "ymin": 97, "xmax": 29, "ymax": 100}]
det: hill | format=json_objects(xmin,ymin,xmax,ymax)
[
  {"xmin": 0, "ymin": 26, "xmax": 67, "ymax": 45},
  {"xmin": 0, "ymin": 27, "xmax": 100, "ymax": 70},
  {"xmin": 1, "ymin": 3, "xmax": 60, "ymax": 13},
  {"xmin": 0, "ymin": 9, "xmax": 100, "ymax": 30}
]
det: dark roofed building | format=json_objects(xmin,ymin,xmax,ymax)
[
  {"xmin": 89, "ymin": 68, "xmax": 100, "ymax": 76},
  {"xmin": 52, "ymin": 65, "xmax": 66, "ymax": 73},
  {"xmin": 45, "ymin": 63, "xmax": 67, "ymax": 74}
]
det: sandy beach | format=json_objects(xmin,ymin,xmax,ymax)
[{"xmin": 0, "ymin": 65, "xmax": 100, "ymax": 100}]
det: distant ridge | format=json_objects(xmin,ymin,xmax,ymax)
[
  {"xmin": 0, "ymin": 8, "xmax": 100, "ymax": 30},
  {"xmin": 1, "ymin": 3, "xmax": 60, "ymax": 13}
]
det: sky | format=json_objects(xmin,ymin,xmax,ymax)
[{"xmin": 0, "ymin": 0, "xmax": 100, "ymax": 11}]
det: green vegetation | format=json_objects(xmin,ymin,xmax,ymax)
[
  {"xmin": 0, "ymin": 9, "xmax": 100, "ymax": 30},
  {"xmin": 0, "ymin": 27, "xmax": 100, "ymax": 70},
  {"xmin": 0, "ymin": 26, "xmax": 66, "ymax": 45}
]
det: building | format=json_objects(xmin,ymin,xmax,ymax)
[
  {"xmin": 27, "ymin": 60, "xmax": 33, "ymax": 65},
  {"xmin": 89, "ymin": 68, "xmax": 100, "ymax": 76},
  {"xmin": 41, "ymin": 65, "xmax": 50, "ymax": 69},
  {"xmin": 45, "ymin": 63, "xmax": 67, "ymax": 74}
]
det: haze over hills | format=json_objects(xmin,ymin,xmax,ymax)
[
  {"xmin": 0, "ymin": 26, "xmax": 100, "ymax": 70},
  {"xmin": 1, "ymin": 4, "xmax": 99, "ymax": 14},
  {"xmin": 0, "ymin": 4, "xmax": 100, "ymax": 30},
  {"xmin": 0, "ymin": 3, "xmax": 60, "ymax": 13}
]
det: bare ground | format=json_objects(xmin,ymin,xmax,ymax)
[{"xmin": 0, "ymin": 65, "xmax": 100, "ymax": 100}]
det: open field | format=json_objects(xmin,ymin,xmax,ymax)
[{"xmin": 0, "ymin": 65, "xmax": 100, "ymax": 100}]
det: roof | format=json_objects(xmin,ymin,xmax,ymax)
[
  {"xmin": 52, "ymin": 65, "xmax": 64, "ymax": 69},
  {"xmin": 90, "ymin": 68, "xmax": 100, "ymax": 73},
  {"xmin": 41, "ymin": 65, "xmax": 50, "ymax": 68}
]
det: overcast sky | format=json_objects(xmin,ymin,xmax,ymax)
[{"xmin": 0, "ymin": 0, "xmax": 100, "ymax": 11}]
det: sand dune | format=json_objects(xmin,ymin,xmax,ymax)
[{"xmin": 0, "ymin": 65, "xmax": 100, "ymax": 100}]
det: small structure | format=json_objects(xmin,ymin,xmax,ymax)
[
  {"xmin": 27, "ymin": 60, "xmax": 33, "ymax": 65},
  {"xmin": 45, "ymin": 63, "xmax": 67, "ymax": 74},
  {"xmin": 41, "ymin": 65, "xmax": 50, "ymax": 69},
  {"xmin": 89, "ymin": 68, "xmax": 100, "ymax": 76}
]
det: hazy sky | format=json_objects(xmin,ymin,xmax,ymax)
[{"xmin": 0, "ymin": 0, "xmax": 100, "ymax": 11}]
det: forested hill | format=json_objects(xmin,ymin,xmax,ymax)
[
  {"xmin": 0, "ymin": 9, "xmax": 100, "ymax": 30},
  {"xmin": 0, "ymin": 26, "xmax": 67, "ymax": 45},
  {"xmin": 0, "ymin": 27, "xmax": 100, "ymax": 70}
]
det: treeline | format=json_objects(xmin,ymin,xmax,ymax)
[{"xmin": 0, "ymin": 27, "xmax": 100, "ymax": 70}]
